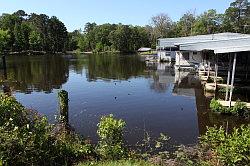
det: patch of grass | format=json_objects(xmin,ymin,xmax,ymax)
[{"xmin": 77, "ymin": 160, "xmax": 156, "ymax": 166}]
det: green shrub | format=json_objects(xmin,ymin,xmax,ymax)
[
  {"xmin": 173, "ymin": 125, "xmax": 250, "ymax": 166},
  {"xmin": 209, "ymin": 98, "xmax": 225, "ymax": 113},
  {"xmin": 0, "ymin": 94, "xmax": 94, "ymax": 165},
  {"xmin": 0, "ymin": 94, "xmax": 29, "ymax": 129},
  {"xmin": 201, "ymin": 125, "xmax": 250, "ymax": 166},
  {"xmin": 97, "ymin": 114, "xmax": 127, "ymax": 160},
  {"xmin": 232, "ymin": 100, "xmax": 248, "ymax": 116}
]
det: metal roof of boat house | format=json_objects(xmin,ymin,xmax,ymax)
[{"xmin": 158, "ymin": 33, "xmax": 250, "ymax": 54}]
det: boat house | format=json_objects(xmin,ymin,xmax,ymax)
[
  {"xmin": 157, "ymin": 33, "xmax": 250, "ymax": 69},
  {"xmin": 157, "ymin": 32, "xmax": 250, "ymax": 108}
]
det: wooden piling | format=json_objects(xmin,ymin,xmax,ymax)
[{"xmin": 58, "ymin": 90, "xmax": 69, "ymax": 124}]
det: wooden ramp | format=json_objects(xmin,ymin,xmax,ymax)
[
  {"xmin": 218, "ymin": 100, "xmax": 250, "ymax": 109},
  {"xmin": 205, "ymin": 83, "xmax": 232, "ymax": 89},
  {"xmin": 204, "ymin": 83, "xmax": 231, "ymax": 92}
]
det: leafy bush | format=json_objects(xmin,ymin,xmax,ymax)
[
  {"xmin": 0, "ymin": 94, "xmax": 94, "ymax": 165},
  {"xmin": 209, "ymin": 98, "xmax": 226, "ymax": 113},
  {"xmin": 97, "ymin": 114, "xmax": 127, "ymax": 160},
  {"xmin": 0, "ymin": 94, "xmax": 29, "ymax": 129},
  {"xmin": 201, "ymin": 125, "xmax": 250, "ymax": 166},
  {"xmin": 232, "ymin": 100, "xmax": 248, "ymax": 116}
]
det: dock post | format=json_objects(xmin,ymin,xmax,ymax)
[
  {"xmin": 2, "ymin": 51, "xmax": 11, "ymax": 95},
  {"xmin": 225, "ymin": 54, "xmax": 232, "ymax": 101},
  {"xmin": 58, "ymin": 90, "xmax": 69, "ymax": 124},
  {"xmin": 229, "ymin": 53, "xmax": 237, "ymax": 108}
]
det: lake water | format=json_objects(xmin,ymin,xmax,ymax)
[{"xmin": 0, "ymin": 54, "xmax": 249, "ymax": 146}]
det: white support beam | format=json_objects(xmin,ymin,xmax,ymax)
[
  {"xmin": 229, "ymin": 53, "xmax": 237, "ymax": 107},
  {"xmin": 214, "ymin": 54, "xmax": 218, "ymax": 89},
  {"xmin": 208, "ymin": 61, "xmax": 211, "ymax": 77},
  {"xmin": 225, "ymin": 54, "xmax": 232, "ymax": 101}
]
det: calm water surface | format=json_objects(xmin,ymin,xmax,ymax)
[{"xmin": 1, "ymin": 54, "xmax": 248, "ymax": 145}]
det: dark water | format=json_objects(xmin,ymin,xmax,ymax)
[{"xmin": 0, "ymin": 54, "xmax": 249, "ymax": 146}]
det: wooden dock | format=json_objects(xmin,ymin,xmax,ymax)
[
  {"xmin": 205, "ymin": 83, "xmax": 233, "ymax": 90},
  {"xmin": 218, "ymin": 100, "xmax": 250, "ymax": 109}
]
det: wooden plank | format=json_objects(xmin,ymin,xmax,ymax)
[
  {"xmin": 206, "ymin": 83, "xmax": 232, "ymax": 88},
  {"xmin": 198, "ymin": 71, "xmax": 215, "ymax": 76},
  {"xmin": 205, "ymin": 83, "xmax": 216, "ymax": 91},
  {"xmin": 205, "ymin": 83, "xmax": 233, "ymax": 92},
  {"xmin": 200, "ymin": 76, "xmax": 223, "ymax": 81}
]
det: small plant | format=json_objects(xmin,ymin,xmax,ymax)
[
  {"xmin": 97, "ymin": 114, "xmax": 126, "ymax": 160},
  {"xmin": 200, "ymin": 125, "xmax": 250, "ymax": 166}
]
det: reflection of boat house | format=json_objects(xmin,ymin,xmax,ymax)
[
  {"xmin": 173, "ymin": 71, "xmax": 200, "ymax": 97},
  {"xmin": 148, "ymin": 63, "xmax": 175, "ymax": 93}
]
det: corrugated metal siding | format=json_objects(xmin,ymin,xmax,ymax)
[
  {"xmin": 158, "ymin": 33, "xmax": 250, "ymax": 54},
  {"xmin": 158, "ymin": 33, "xmax": 250, "ymax": 47},
  {"xmin": 180, "ymin": 37, "xmax": 250, "ymax": 53}
]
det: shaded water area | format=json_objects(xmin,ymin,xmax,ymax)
[{"xmin": 0, "ymin": 54, "xmax": 249, "ymax": 146}]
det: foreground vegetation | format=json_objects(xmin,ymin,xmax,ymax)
[
  {"xmin": 0, "ymin": 93, "xmax": 250, "ymax": 166},
  {"xmin": 0, "ymin": 93, "xmax": 95, "ymax": 165}
]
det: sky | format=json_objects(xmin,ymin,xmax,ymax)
[{"xmin": 0, "ymin": 0, "xmax": 233, "ymax": 32}]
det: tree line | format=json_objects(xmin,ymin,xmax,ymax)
[
  {"xmin": 69, "ymin": 23, "xmax": 151, "ymax": 53},
  {"xmin": 0, "ymin": 10, "xmax": 68, "ymax": 53},
  {"xmin": 0, "ymin": 0, "xmax": 250, "ymax": 54}
]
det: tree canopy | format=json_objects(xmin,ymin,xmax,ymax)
[{"xmin": 0, "ymin": 10, "xmax": 68, "ymax": 53}]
